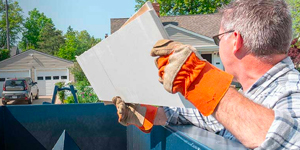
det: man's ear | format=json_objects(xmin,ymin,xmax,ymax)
[{"xmin": 232, "ymin": 31, "xmax": 243, "ymax": 54}]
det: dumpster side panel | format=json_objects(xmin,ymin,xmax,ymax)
[
  {"xmin": 0, "ymin": 107, "xmax": 4, "ymax": 149},
  {"xmin": 3, "ymin": 106, "xmax": 46, "ymax": 150},
  {"xmin": 5, "ymin": 104, "xmax": 127, "ymax": 150},
  {"xmin": 127, "ymin": 125, "xmax": 211, "ymax": 150}
]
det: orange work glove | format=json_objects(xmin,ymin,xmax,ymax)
[
  {"xmin": 151, "ymin": 39, "xmax": 233, "ymax": 116},
  {"xmin": 112, "ymin": 96, "xmax": 158, "ymax": 133}
]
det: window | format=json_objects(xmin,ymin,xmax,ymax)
[
  {"xmin": 45, "ymin": 76, "xmax": 51, "ymax": 80},
  {"xmin": 0, "ymin": 78, "xmax": 5, "ymax": 82},
  {"xmin": 201, "ymin": 54, "xmax": 212, "ymax": 63},
  {"xmin": 53, "ymin": 76, "xmax": 59, "ymax": 80},
  {"xmin": 5, "ymin": 80, "xmax": 24, "ymax": 86},
  {"xmin": 37, "ymin": 77, "xmax": 44, "ymax": 80},
  {"xmin": 61, "ymin": 76, "xmax": 67, "ymax": 79}
]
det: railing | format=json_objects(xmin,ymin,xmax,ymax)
[{"xmin": 0, "ymin": 103, "xmax": 246, "ymax": 150}]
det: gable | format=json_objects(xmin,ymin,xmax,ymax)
[
  {"xmin": 165, "ymin": 25, "xmax": 215, "ymax": 47},
  {"xmin": 0, "ymin": 50, "xmax": 73, "ymax": 70}
]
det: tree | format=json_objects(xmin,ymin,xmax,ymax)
[
  {"xmin": 57, "ymin": 26, "xmax": 79, "ymax": 60},
  {"xmin": 37, "ymin": 23, "xmax": 64, "ymax": 55},
  {"xmin": 76, "ymin": 30, "xmax": 101, "ymax": 56},
  {"xmin": 69, "ymin": 62, "xmax": 90, "ymax": 85},
  {"xmin": 19, "ymin": 8, "xmax": 53, "ymax": 50},
  {"xmin": 0, "ymin": 0, "xmax": 24, "ymax": 48},
  {"xmin": 287, "ymin": 0, "xmax": 300, "ymax": 38},
  {"xmin": 135, "ymin": 0, "xmax": 231, "ymax": 16},
  {"xmin": 57, "ymin": 26, "xmax": 101, "ymax": 61}
]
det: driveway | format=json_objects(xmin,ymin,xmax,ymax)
[{"xmin": 0, "ymin": 95, "xmax": 52, "ymax": 106}]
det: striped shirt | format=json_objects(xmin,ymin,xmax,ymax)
[{"xmin": 164, "ymin": 57, "xmax": 300, "ymax": 149}]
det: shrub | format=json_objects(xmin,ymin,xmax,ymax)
[
  {"xmin": 64, "ymin": 95, "xmax": 75, "ymax": 104},
  {"xmin": 76, "ymin": 86, "xmax": 99, "ymax": 103},
  {"xmin": 55, "ymin": 81, "xmax": 66, "ymax": 103},
  {"xmin": 0, "ymin": 49, "xmax": 10, "ymax": 61}
]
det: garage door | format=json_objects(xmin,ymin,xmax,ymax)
[
  {"xmin": 0, "ymin": 70, "xmax": 30, "ymax": 97},
  {"xmin": 36, "ymin": 69, "xmax": 69, "ymax": 96}
]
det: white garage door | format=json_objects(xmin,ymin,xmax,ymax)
[
  {"xmin": 36, "ymin": 69, "xmax": 69, "ymax": 96},
  {"xmin": 0, "ymin": 70, "xmax": 30, "ymax": 97}
]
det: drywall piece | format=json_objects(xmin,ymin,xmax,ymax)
[
  {"xmin": 121, "ymin": 1, "xmax": 154, "ymax": 28},
  {"xmin": 77, "ymin": 46, "xmax": 117, "ymax": 101},
  {"xmin": 77, "ymin": 3, "xmax": 195, "ymax": 108}
]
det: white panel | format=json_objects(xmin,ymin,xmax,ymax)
[
  {"xmin": 77, "ymin": 9, "xmax": 195, "ymax": 108},
  {"xmin": 36, "ymin": 69, "xmax": 68, "ymax": 96},
  {"xmin": 77, "ymin": 47, "xmax": 118, "ymax": 100},
  {"xmin": 212, "ymin": 54, "xmax": 224, "ymax": 70},
  {"xmin": 0, "ymin": 70, "xmax": 30, "ymax": 97}
]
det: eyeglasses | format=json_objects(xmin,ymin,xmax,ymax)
[{"xmin": 212, "ymin": 30, "xmax": 235, "ymax": 46}]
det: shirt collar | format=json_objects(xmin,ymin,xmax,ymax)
[{"xmin": 240, "ymin": 57, "xmax": 294, "ymax": 99}]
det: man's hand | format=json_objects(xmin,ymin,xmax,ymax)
[
  {"xmin": 112, "ymin": 96, "xmax": 146, "ymax": 127},
  {"xmin": 112, "ymin": 96, "xmax": 158, "ymax": 133},
  {"xmin": 151, "ymin": 39, "xmax": 233, "ymax": 116}
]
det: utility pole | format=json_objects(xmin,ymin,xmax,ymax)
[{"xmin": 5, "ymin": 0, "xmax": 10, "ymax": 51}]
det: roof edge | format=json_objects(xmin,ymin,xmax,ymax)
[
  {"xmin": 0, "ymin": 49, "xmax": 74, "ymax": 65},
  {"xmin": 164, "ymin": 24, "xmax": 214, "ymax": 42}
]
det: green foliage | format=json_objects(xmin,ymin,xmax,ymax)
[
  {"xmin": 37, "ymin": 23, "xmax": 65, "ymax": 55},
  {"xmin": 55, "ymin": 81, "xmax": 65, "ymax": 103},
  {"xmin": 135, "ymin": 0, "xmax": 231, "ymax": 16},
  {"xmin": 0, "ymin": 0, "xmax": 24, "ymax": 48},
  {"xmin": 287, "ymin": 0, "xmax": 300, "ymax": 38},
  {"xmin": 0, "ymin": 49, "xmax": 10, "ymax": 61},
  {"xmin": 57, "ymin": 26, "xmax": 101, "ymax": 61},
  {"xmin": 69, "ymin": 62, "xmax": 90, "ymax": 85},
  {"xmin": 76, "ymin": 86, "xmax": 99, "ymax": 103},
  {"xmin": 67, "ymin": 61, "xmax": 96, "ymax": 104},
  {"xmin": 64, "ymin": 95, "xmax": 75, "ymax": 104},
  {"xmin": 19, "ymin": 8, "xmax": 53, "ymax": 50},
  {"xmin": 64, "ymin": 85, "xmax": 98, "ymax": 104},
  {"xmin": 76, "ymin": 30, "xmax": 101, "ymax": 55},
  {"xmin": 57, "ymin": 26, "xmax": 79, "ymax": 60}
]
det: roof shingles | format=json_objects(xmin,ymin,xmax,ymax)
[{"xmin": 111, "ymin": 14, "xmax": 222, "ymax": 38}]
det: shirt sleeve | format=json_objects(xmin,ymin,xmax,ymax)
[
  {"xmin": 259, "ymin": 93, "xmax": 300, "ymax": 149},
  {"xmin": 163, "ymin": 106, "xmax": 224, "ymax": 132}
]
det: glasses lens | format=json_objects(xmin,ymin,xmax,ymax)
[{"xmin": 213, "ymin": 36, "xmax": 220, "ymax": 46}]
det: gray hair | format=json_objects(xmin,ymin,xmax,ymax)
[{"xmin": 219, "ymin": 0, "xmax": 292, "ymax": 56}]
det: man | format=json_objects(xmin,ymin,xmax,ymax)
[{"xmin": 112, "ymin": 0, "xmax": 300, "ymax": 149}]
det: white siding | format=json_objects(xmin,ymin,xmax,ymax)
[{"xmin": 212, "ymin": 53, "xmax": 224, "ymax": 70}]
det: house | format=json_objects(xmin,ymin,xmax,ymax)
[
  {"xmin": 111, "ymin": 12, "xmax": 224, "ymax": 70},
  {"xmin": 0, "ymin": 50, "xmax": 74, "ymax": 96}
]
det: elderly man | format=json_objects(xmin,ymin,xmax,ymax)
[{"xmin": 112, "ymin": 0, "xmax": 300, "ymax": 149}]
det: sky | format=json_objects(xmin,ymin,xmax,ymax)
[{"xmin": 16, "ymin": 0, "xmax": 137, "ymax": 39}]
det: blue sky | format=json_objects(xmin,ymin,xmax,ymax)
[{"xmin": 17, "ymin": 0, "xmax": 136, "ymax": 39}]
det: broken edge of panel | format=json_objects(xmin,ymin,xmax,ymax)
[{"xmin": 121, "ymin": 2, "xmax": 154, "ymax": 28}]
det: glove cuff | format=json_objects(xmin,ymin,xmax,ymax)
[
  {"xmin": 185, "ymin": 62, "xmax": 233, "ymax": 116},
  {"xmin": 136, "ymin": 104, "xmax": 158, "ymax": 133}
]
